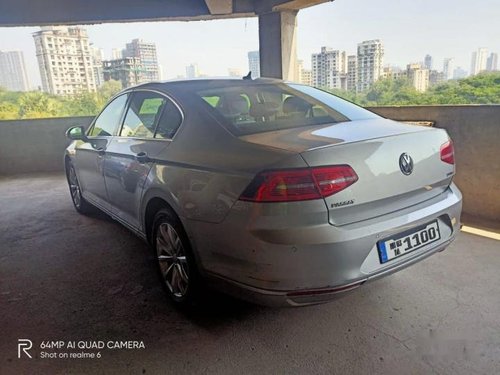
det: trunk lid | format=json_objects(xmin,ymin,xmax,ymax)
[{"xmin": 240, "ymin": 118, "xmax": 455, "ymax": 226}]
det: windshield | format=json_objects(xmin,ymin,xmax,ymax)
[{"xmin": 196, "ymin": 82, "xmax": 379, "ymax": 136}]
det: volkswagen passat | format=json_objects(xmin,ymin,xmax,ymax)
[{"xmin": 65, "ymin": 78, "xmax": 462, "ymax": 306}]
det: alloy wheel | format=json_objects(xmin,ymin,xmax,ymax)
[
  {"xmin": 68, "ymin": 166, "xmax": 82, "ymax": 208},
  {"xmin": 156, "ymin": 222, "xmax": 190, "ymax": 298}
]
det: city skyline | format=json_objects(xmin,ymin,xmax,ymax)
[
  {"xmin": 2, "ymin": 36, "xmax": 497, "ymax": 95},
  {"xmin": 0, "ymin": 0, "xmax": 499, "ymax": 89}
]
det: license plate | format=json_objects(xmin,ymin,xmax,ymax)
[{"xmin": 377, "ymin": 220, "xmax": 441, "ymax": 264}]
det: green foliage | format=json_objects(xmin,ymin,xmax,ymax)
[
  {"xmin": 0, "ymin": 102, "xmax": 18, "ymax": 120},
  {"xmin": 325, "ymin": 72, "xmax": 500, "ymax": 107},
  {"xmin": 18, "ymin": 91, "xmax": 62, "ymax": 118},
  {"xmin": 0, "ymin": 79, "xmax": 122, "ymax": 120},
  {"xmin": 1, "ymin": 74, "xmax": 499, "ymax": 121},
  {"xmin": 98, "ymin": 80, "xmax": 122, "ymax": 102}
]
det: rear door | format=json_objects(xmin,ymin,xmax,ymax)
[
  {"xmin": 104, "ymin": 90, "xmax": 183, "ymax": 230},
  {"xmin": 75, "ymin": 93, "xmax": 128, "ymax": 209}
]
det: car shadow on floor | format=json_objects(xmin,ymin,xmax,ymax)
[
  {"xmin": 178, "ymin": 291, "xmax": 265, "ymax": 328},
  {"xmin": 76, "ymin": 205, "xmax": 265, "ymax": 330}
]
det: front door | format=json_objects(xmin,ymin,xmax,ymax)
[
  {"xmin": 74, "ymin": 94, "xmax": 128, "ymax": 210},
  {"xmin": 104, "ymin": 91, "xmax": 183, "ymax": 230}
]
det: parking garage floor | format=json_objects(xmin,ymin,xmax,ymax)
[{"xmin": 1, "ymin": 174, "xmax": 499, "ymax": 375}]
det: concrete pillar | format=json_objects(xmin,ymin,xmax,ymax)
[{"xmin": 258, "ymin": 10, "xmax": 298, "ymax": 80}]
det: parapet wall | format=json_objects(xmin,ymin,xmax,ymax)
[{"xmin": 1, "ymin": 105, "xmax": 498, "ymax": 222}]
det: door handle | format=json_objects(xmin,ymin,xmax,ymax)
[
  {"xmin": 135, "ymin": 152, "xmax": 150, "ymax": 163},
  {"xmin": 96, "ymin": 148, "xmax": 106, "ymax": 156}
]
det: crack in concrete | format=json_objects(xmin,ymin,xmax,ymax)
[{"xmin": 352, "ymin": 313, "xmax": 412, "ymax": 351}]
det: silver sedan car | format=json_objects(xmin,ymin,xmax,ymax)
[{"xmin": 65, "ymin": 78, "xmax": 462, "ymax": 307}]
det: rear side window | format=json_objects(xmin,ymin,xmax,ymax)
[
  {"xmin": 120, "ymin": 92, "xmax": 166, "ymax": 138},
  {"xmin": 196, "ymin": 83, "xmax": 379, "ymax": 136},
  {"xmin": 88, "ymin": 94, "xmax": 128, "ymax": 137},
  {"xmin": 155, "ymin": 101, "xmax": 183, "ymax": 139}
]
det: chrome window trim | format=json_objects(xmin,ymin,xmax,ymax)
[{"xmin": 116, "ymin": 88, "xmax": 185, "ymax": 142}]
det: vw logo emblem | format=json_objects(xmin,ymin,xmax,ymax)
[{"xmin": 399, "ymin": 153, "xmax": 414, "ymax": 175}]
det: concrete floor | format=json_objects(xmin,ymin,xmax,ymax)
[{"xmin": 1, "ymin": 174, "xmax": 499, "ymax": 375}]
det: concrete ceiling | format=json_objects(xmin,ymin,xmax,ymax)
[{"xmin": 0, "ymin": 0, "xmax": 331, "ymax": 26}]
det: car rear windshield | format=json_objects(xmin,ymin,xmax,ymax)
[{"xmin": 196, "ymin": 82, "xmax": 379, "ymax": 136}]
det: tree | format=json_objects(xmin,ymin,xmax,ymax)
[
  {"xmin": 61, "ymin": 92, "xmax": 102, "ymax": 117},
  {"xmin": 325, "ymin": 72, "xmax": 500, "ymax": 107},
  {"xmin": 18, "ymin": 91, "xmax": 61, "ymax": 118},
  {"xmin": 98, "ymin": 80, "xmax": 122, "ymax": 103},
  {"xmin": 425, "ymin": 73, "xmax": 500, "ymax": 104},
  {"xmin": 1, "ymin": 73, "xmax": 499, "ymax": 121},
  {"xmin": 0, "ymin": 102, "xmax": 18, "ymax": 120}
]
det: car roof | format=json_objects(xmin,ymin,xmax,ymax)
[{"xmin": 125, "ymin": 77, "xmax": 287, "ymax": 92}]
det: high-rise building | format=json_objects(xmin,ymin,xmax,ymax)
[
  {"xmin": 123, "ymin": 39, "xmax": 159, "ymax": 82},
  {"xmin": 453, "ymin": 67, "xmax": 468, "ymax": 80},
  {"xmin": 424, "ymin": 54, "xmax": 433, "ymax": 70},
  {"xmin": 248, "ymin": 51, "xmax": 260, "ymax": 79},
  {"xmin": 297, "ymin": 60, "xmax": 312, "ymax": 86},
  {"xmin": 486, "ymin": 53, "xmax": 498, "ymax": 71},
  {"xmin": 443, "ymin": 58, "xmax": 454, "ymax": 80},
  {"xmin": 381, "ymin": 66, "xmax": 405, "ymax": 80},
  {"xmin": 311, "ymin": 47, "xmax": 347, "ymax": 89},
  {"xmin": 300, "ymin": 69, "xmax": 312, "ymax": 86},
  {"xmin": 407, "ymin": 63, "xmax": 429, "ymax": 92},
  {"xmin": 90, "ymin": 45, "xmax": 104, "ymax": 87},
  {"xmin": 103, "ymin": 57, "xmax": 144, "ymax": 88},
  {"xmin": 33, "ymin": 26, "xmax": 96, "ymax": 95},
  {"xmin": 185, "ymin": 63, "xmax": 199, "ymax": 79},
  {"xmin": 356, "ymin": 40, "xmax": 384, "ymax": 92},
  {"xmin": 0, "ymin": 50, "xmax": 30, "ymax": 91},
  {"xmin": 111, "ymin": 48, "xmax": 123, "ymax": 60},
  {"xmin": 470, "ymin": 48, "xmax": 488, "ymax": 76},
  {"xmin": 429, "ymin": 70, "xmax": 445, "ymax": 86},
  {"xmin": 346, "ymin": 55, "xmax": 357, "ymax": 91},
  {"xmin": 297, "ymin": 59, "xmax": 303, "ymax": 75}
]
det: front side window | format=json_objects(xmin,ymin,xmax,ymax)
[
  {"xmin": 120, "ymin": 92, "xmax": 166, "ymax": 138},
  {"xmin": 88, "ymin": 94, "xmax": 128, "ymax": 137}
]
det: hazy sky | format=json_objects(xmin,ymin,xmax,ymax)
[{"xmin": 0, "ymin": 0, "xmax": 499, "ymax": 88}]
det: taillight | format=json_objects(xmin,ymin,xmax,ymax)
[
  {"xmin": 239, "ymin": 165, "xmax": 358, "ymax": 203},
  {"xmin": 440, "ymin": 140, "xmax": 455, "ymax": 165}
]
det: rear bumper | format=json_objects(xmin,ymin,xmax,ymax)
[
  {"xmin": 207, "ymin": 236, "xmax": 456, "ymax": 307},
  {"xmin": 195, "ymin": 183, "xmax": 462, "ymax": 307}
]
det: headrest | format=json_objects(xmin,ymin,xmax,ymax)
[
  {"xmin": 218, "ymin": 95, "xmax": 249, "ymax": 116},
  {"xmin": 283, "ymin": 96, "xmax": 311, "ymax": 114},
  {"xmin": 249, "ymin": 102, "xmax": 279, "ymax": 118},
  {"xmin": 231, "ymin": 95, "xmax": 249, "ymax": 114}
]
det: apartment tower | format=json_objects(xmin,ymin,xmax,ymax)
[
  {"xmin": 248, "ymin": 51, "xmax": 260, "ymax": 79},
  {"xmin": 470, "ymin": 48, "xmax": 488, "ymax": 76},
  {"xmin": 311, "ymin": 47, "xmax": 347, "ymax": 89},
  {"xmin": 0, "ymin": 50, "xmax": 30, "ymax": 91},
  {"xmin": 123, "ymin": 39, "xmax": 159, "ymax": 82},
  {"xmin": 356, "ymin": 40, "xmax": 384, "ymax": 92},
  {"xmin": 443, "ymin": 58, "xmax": 455, "ymax": 80},
  {"xmin": 33, "ymin": 26, "xmax": 96, "ymax": 95}
]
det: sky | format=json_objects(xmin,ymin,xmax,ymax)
[{"xmin": 0, "ymin": 0, "xmax": 499, "ymax": 88}]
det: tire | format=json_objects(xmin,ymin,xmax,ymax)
[
  {"xmin": 152, "ymin": 208, "xmax": 201, "ymax": 307},
  {"xmin": 66, "ymin": 162, "xmax": 94, "ymax": 215}
]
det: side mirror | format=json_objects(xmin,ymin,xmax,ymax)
[{"xmin": 66, "ymin": 126, "xmax": 88, "ymax": 142}]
